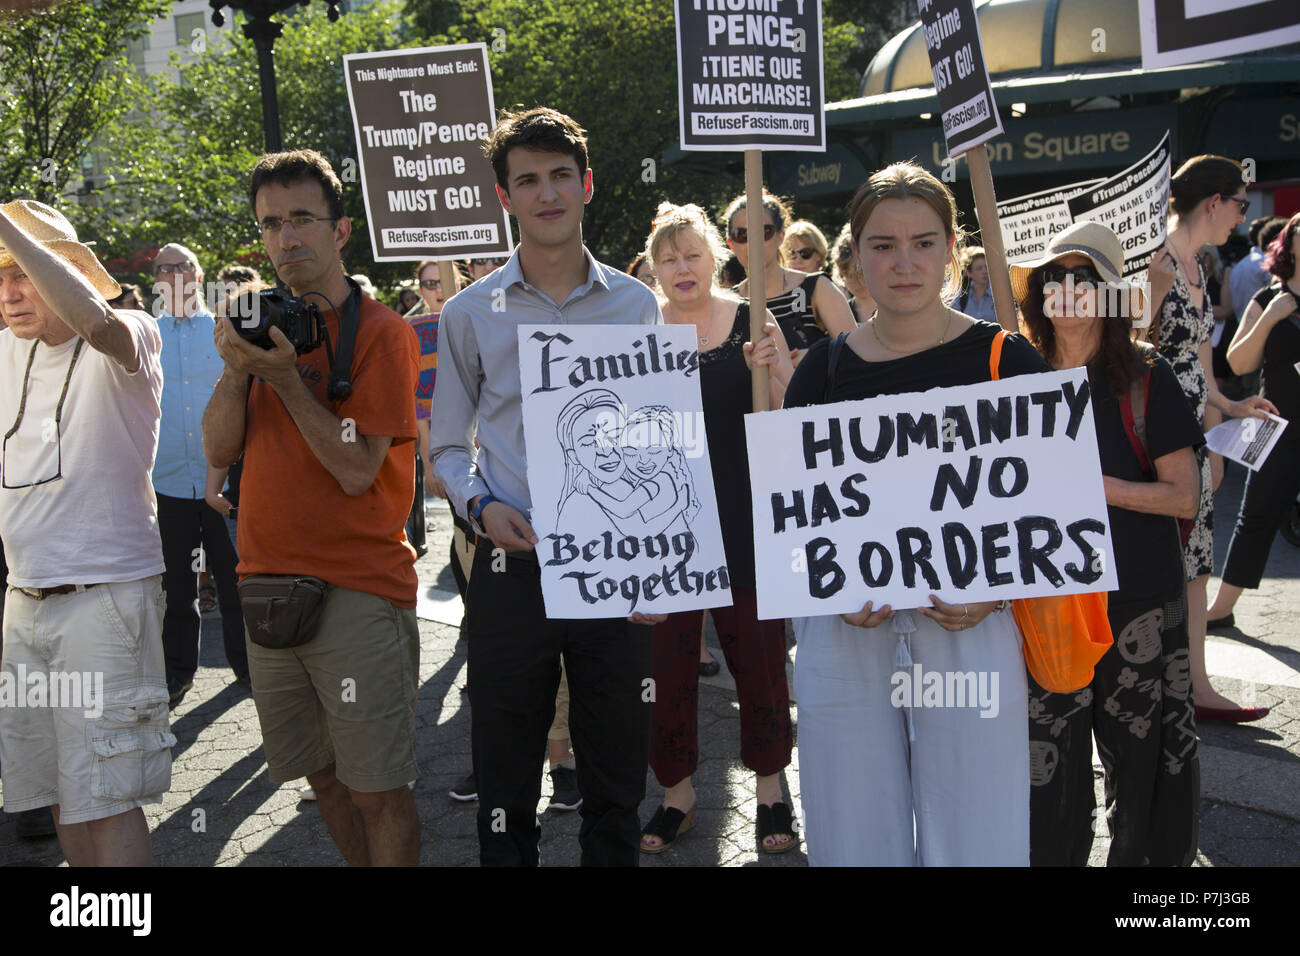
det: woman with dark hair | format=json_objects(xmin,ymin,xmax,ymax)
[
  {"xmin": 1016, "ymin": 221, "xmax": 1204, "ymax": 866},
  {"xmin": 783, "ymin": 162, "xmax": 1048, "ymax": 866},
  {"xmin": 1207, "ymin": 212, "xmax": 1300, "ymax": 646},
  {"xmin": 1145, "ymin": 154, "xmax": 1276, "ymax": 721},
  {"xmin": 722, "ymin": 191, "xmax": 855, "ymax": 365},
  {"xmin": 626, "ymin": 252, "xmax": 656, "ymax": 288}
]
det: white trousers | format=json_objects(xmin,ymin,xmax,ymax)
[{"xmin": 794, "ymin": 607, "xmax": 1029, "ymax": 866}]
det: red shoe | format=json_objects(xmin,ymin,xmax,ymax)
[{"xmin": 1194, "ymin": 704, "xmax": 1269, "ymax": 723}]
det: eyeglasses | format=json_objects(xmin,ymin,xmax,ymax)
[
  {"xmin": 789, "ymin": 247, "xmax": 820, "ymax": 261},
  {"xmin": 256, "ymin": 215, "xmax": 336, "ymax": 237},
  {"xmin": 2, "ymin": 338, "xmax": 83, "ymax": 490},
  {"xmin": 1040, "ymin": 264, "xmax": 1102, "ymax": 286},
  {"xmin": 1218, "ymin": 194, "xmax": 1249, "ymax": 215},
  {"xmin": 153, "ymin": 262, "xmax": 195, "ymax": 275},
  {"xmin": 729, "ymin": 224, "xmax": 777, "ymax": 244},
  {"xmin": 418, "ymin": 278, "xmax": 443, "ymax": 291}
]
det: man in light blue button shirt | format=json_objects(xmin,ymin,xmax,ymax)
[{"xmin": 150, "ymin": 243, "xmax": 247, "ymax": 706}]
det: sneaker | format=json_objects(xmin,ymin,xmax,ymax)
[
  {"xmin": 547, "ymin": 765, "xmax": 582, "ymax": 812},
  {"xmin": 298, "ymin": 784, "xmax": 317, "ymax": 801},
  {"xmin": 167, "ymin": 678, "xmax": 194, "ymax": 711},
  {"xmin": 448, "ymin": 772, "xmax": 477, "ymax": 802}
]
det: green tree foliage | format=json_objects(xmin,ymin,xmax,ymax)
[
  {"xmin": 88, "ymin": 1, "xmax": 419, "ymax": 289},
  {"xmin": 0, "ymin": 0, "xmax": 170, "ymax": 202}
]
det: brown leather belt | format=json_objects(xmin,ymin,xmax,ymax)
[{"xmin": 14, "ymin": 583, "xmax": 98, "ymax": 600}]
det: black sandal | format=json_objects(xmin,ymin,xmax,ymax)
[
  {"xmin": 640, "ymin": 805, "xmax": 695, "ymax": 855},
  {"xmin": 757, "ymin": 802, "xmax": 798, "ymax": 854}
]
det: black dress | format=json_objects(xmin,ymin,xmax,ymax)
[{"xmin": 765, "ymin": 273, "xmax": 824, "ymax": 352}]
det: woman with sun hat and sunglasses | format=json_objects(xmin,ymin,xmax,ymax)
[
  {"xmin": 722, "ymin": 192, "xmax": 856, "ymax": 366},
  {"xmin": 1145, "ymin": 156, "xmax": 1277, "ymax": 723},
  {"xmin": 1016, "ymin": 220, "xmax": 1205, "ymax": 866}
]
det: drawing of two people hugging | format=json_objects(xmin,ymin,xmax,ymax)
[{"xmin": 556, "ymin": 388, "xmax": 700, "ymax": 539}]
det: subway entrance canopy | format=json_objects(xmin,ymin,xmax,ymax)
[{"xmin": 670, "ymin": 0, "xmax": 1300, "ymax": 222}]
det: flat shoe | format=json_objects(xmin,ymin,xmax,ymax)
[
  {"xmin": 756, "ymin": 801, "xmax": 798, "ymax": 854},
  {"xmin": 1206, "ymin": 613, "xmax": 1235, "ymax": 631},
  {"xmin": 699, "ymin": 659, "xmax": 721, "ymax": 677},
  {"xmin": 1195, "ymin": 703, "xmax": 1269, "ymax": 723},
  {"xmin": 640, "ymin": 806, "xmax": 694, "ymax": 854}
]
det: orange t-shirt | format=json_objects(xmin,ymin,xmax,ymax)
[{"xmin": 237, "ymin": 295, "xmax": 420, "ymax": 608}]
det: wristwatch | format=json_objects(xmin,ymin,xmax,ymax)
[{"xmin": 469, "ymin": 494, "xmax": 499, "ymax": 529}]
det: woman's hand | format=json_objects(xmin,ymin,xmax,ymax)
[
  {"xmin": 743, "ymin": 319, "xmax": 786, "ymax": 371},
  {"xmin": 917, "ymin": 595, "xmax": 1000, "ymax": 632},
  {"xmin": 841, "ymin": 600, "xmax": 893, "ymax": 629},
  {"xmin": 1226, "ymin": 395, "xmax": 1279, "ymax": 420}
]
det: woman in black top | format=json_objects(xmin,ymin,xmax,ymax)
[
  {"xmin": 782, "ymin": 162, "xmax": 1047, "ymax": 866},
  {"xmin": 721, "ymin": 191, "xmax": 855, "ymax": 366},
  {"xmin": 635, "ymin": 201, "xmax": 800, "ymax": 855},
  {"xmin": 1015, "ymin": 220, "xmax": 1204, "ymax": 866},
  {"xmin": 1209, "ymin": 212, "xmax": 1300, "ymax": 647}
]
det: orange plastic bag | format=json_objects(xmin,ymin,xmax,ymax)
[{"xmin": 1013, "ymin": 592, "xmax": 1114, "ymax": 693}]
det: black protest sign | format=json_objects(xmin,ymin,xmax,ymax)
[
  {"xmin": 917, "ymin": 0, "xmax": 1003, "ymax": 158},
  {"xmin": 342, "ymin": 44, "xmax": 512, "ymax": 262},
  {"xmin": 675, "ymin": 0, "xmax": 825, "ymax": 152},
  {"xmin": 1139, "ymin": 0, "xmax": 1300, "ymax": 70}
]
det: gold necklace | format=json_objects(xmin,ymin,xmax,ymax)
[{"xmin": 870, "ymin": 309, "xmax": 954, "ymax": 355}]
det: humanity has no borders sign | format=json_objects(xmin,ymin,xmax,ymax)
[
  {"xmin": 343, "ymin": 43, "xmax": 512, "ymax": 262},
  {"xmin": 918, "ymin": 0, "xmax": 1003, "ymax": 157},
  {"xmin": 676, "ymin": 0, "xmax": 825, "ymax": 151}
]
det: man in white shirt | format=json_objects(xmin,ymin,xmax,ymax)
[{"xmin": 0, "ymin": 200, "xmax": 171, "ymax": 866}]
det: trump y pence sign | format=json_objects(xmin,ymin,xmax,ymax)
[
  {"xmin": 519, "ymin": 325, "xmax": 732, "ymax": 619},
  {"xmin": 745, "ymin": 368, "xmax": 1117, "ymax": 620}
]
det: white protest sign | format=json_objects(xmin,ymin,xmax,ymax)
[
  {"xmin": 1139, "ymin": 0, "xmax": 1300, "ymax": 70},
  {"xmin": 1067, "ymin": 131, "xmax": 1171, "ymax": 278},
  {"xmin": 998, "ymin": 178, "xmax": 1104, "ymax": 265},
  {"xmin": 745, "ymin": 368, "xmax": 1117, "ymax": 620},
  {"xmin": 519, "ymin": 325, "xmax": 732, "ymax": 619}
]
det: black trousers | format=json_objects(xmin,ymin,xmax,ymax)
[
  {"xmin": 466, "ymin": 545, "xmax": 652, "ymax": 866},
  {"xmin": 157, "ymin": 492, "xmax": 247, "ymax": 684},
  {"xmin": 1221, "ymin": 428, "xmax": 1300, "ymax": 589},
  {"xmin": 1028, "ymin": 591, "xmax": 1200, "ymax": 866}
]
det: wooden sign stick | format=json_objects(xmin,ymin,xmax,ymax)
[
  {"xmin": 437, "ymin": 260, "xmax": 457, "ymax": 311},
  {"xmin": 965, "ymin": 144, "xmax": 1018, "ymax": 333},
  {"xmin": 745, "ymin": 149, "xmax": 770, "ymax": 412}
]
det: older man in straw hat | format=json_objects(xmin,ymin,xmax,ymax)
[{"xmin": 0, "ymin": 199, "xmax": 173, "ymax": 866}]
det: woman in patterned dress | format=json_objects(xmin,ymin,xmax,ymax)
[{"xmin": 1146, "ymin": 155, "xmax": 1277, "ymax": 720}]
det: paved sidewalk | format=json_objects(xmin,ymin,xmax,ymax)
[{"xmin": 1, "ymin": 461, "xmax": 1296, "ymax": 866}]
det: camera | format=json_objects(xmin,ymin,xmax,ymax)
[{"xmin": 228, "ymin": 288, "xmax": 325, "ymax": 354}]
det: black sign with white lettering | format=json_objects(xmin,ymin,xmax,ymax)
[
  {"xmin": 917, "ymin": 0, "xmax": 1003, "ymax": 158},
  {"xmin": 675, "ymin": 0, "xmax": 825, "ymax": 152},
  {"xmin": 343, "ymin": 44, "xmax": 512, "ymax": 261}
]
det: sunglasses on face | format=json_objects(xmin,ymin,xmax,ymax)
[
  {"xmin": 1040, "ymin": 264, "xmax": 1102, "ymax": 286},
  {"xmin": 1218, "ymin": 194, "xmax": 1249, "ymax": 215},
  {"xmin": 729, "ymin": 224, "xmax": 777, "ymax": 244},
  {"xmin": 790, "ymin": 247, "xmax": 819, "ymax": 261},
  {"xmin": 419, "ymin": 278, "xmax": 442, "ymax": 290}
]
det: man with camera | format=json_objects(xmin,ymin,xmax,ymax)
[
  {"xmin": 202, "ymin": 150, "xmax": 421, "ymax": 866},
  {"xmin": 0, "ymin": 199, "xmax": 172, "ymax": 866},
  {"xmin": 431, "ymin": 108, "xmax": 664, "ymax": 866},
  {"xmin": 150, "ymin": 242, "xmax": 248, "ymax": 710}
]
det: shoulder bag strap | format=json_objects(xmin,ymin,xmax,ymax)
[
  {"xmin": 988, "ymin": 329, "xmax": 1008, "ymax": 381},
  {"xmin": 823, "ymin": 331, "xmax": 848, "ymax": 404}
]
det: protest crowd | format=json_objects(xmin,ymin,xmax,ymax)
[{"xmin": 1, "ymin": 24, "xmax": 1297, "ymax": 867}]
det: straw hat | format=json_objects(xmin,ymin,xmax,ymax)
[
  {"xmin": 0, "ymin": 199, "xmax": 121, "ymax": 299},
  {"xmin": 1009, "ymin": 220, "xmax": 1144, "ymax": 319}
]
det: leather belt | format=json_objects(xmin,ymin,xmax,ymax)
[{"xmin": 14, "ymin": 583, "xmax": 98, "ymax": 600}]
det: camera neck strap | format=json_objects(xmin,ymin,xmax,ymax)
[{"xmin": 323, "ymin": 277, "xmax": 362, "ymax": 402}]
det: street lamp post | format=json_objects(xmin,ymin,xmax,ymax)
[{"xmin": 206, "ymin": 1, "xmax": 345, "ymax": 152}]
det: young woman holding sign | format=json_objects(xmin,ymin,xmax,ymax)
[
  {"xmin": 1146, "ymin": 155, "xmax": 1276, "ymax": 720},
  {"xmin": 1017, "ymin": 220, "xmax": 1204, "ymax": 866},
  {"xmin": 723, "ymin": 192, "xmax": 856, "ymax": 366},
  {"xmin": 635, "ymin": 201, "xmax": 800, "ymax": 855},
  {"xmin": 783, "ymin": 162, "xmax": 1048, "ymax": 866}
]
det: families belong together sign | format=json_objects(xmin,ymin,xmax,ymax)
[
  {"xmin": 746, "ymin": 369, "xmax": 1118, "ymax": 620},
  {"xmin": 519, "ymin": 326, "xmax": 732, "ymax": 619}
]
